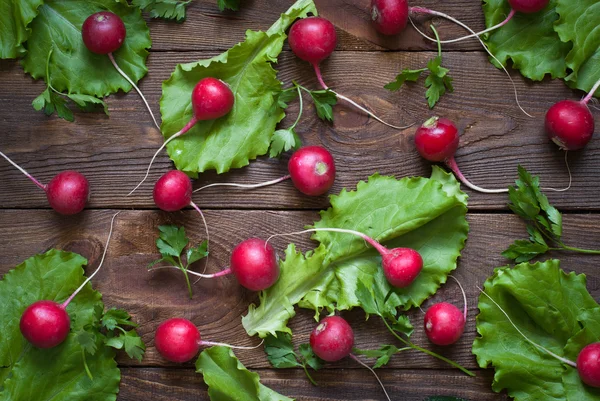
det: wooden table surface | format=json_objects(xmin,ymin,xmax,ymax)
[{"xmin": 1, "ymin": 1, "xmax": 599, "ymax": 400}]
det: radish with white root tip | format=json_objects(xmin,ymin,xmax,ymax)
[
  {"xmin": 20, "ymin": 212, "xmax": 119, "ymax": 348},
  {"xmin": 192, "ymin": 145, "xmax": 336, "ymax": 198},
  {"xmin": 424, "ymin": 276, "xmax": 467, "ymax": 346},
  {"xmin": 82, "ymin": 12, "xmax": 159, "ymax": 130},
  {"xmin": 0, "ymin": 151, "xmax": 89, "ymax": 215},
  {"xmin": 151, "ymin": 238, "xmax": 280, "ymax": 292},
  {"xmin": 310, "ymin": 316, "xmax": 392, "ymax": 401},
  {"xmin": 129, "ymin": 77, "xmax": 235, "ymax": 195},
  {"xmin": 287, "ymin": 17, "xmax": 413, "ymax": 130},
  {"xmin": 370, "ymin": 0, "xmax": 537, "ymax": 117},
  {"xmin": 267, "ymin": 228, "xmax": 423, "ymax": 288},
  {"xmin": 154, "ymin": 318, "xmax": 264, "ymax": 363},
  {"xmin": 479, "ymin": 287, "xmax": 600, "ymax": 388}
]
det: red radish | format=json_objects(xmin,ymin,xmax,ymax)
[
  {"xmin": 288, "ymin": 17, "xmax": 411, "ymax": 130},
  {"xmin": 191, "ymin": 146, "xmax": 336, "ymax": 198},
  {"xmin": 508, "ymin": 0, "xmax": 549, "ymax": 13},
  {"xmin": 578, "ymin": 343, "xmax": 600, "ymax": 388},
  {"xmin": 480, "ymin": 288, "xmax": 600, "ymax": 388},
  {"xmin": 267, "ymin": 227, "xmax": 423, "ymax": 288},
  {"xmin": 20, "ymin": 213, "xmax": 119, "ymax": 348},
  {"xmin": 82, "ymin": 12, "xmax": 159, "ymax": 129},
  {"xmin": 152, "ymin": 238, "xmax": 280, "ymax": 291},
  {"xmin": 310, "ymin": 316, "xmax": 391, "ymax": 400},
  {"xmin": 0, "ymin": 151, "xmax": 89, "ymax": 215},
  {"xmin": 424, "ymin": 276, "xmax": 467, "ymax": 346},
  {"xmin": 415, "ymin": 117, "xmax": 509, "ymax": 194},
  {"xmin": 371, "ymin": 0, "xmax": 409, "ymax": 35},
  {"xmin": 154, "ymin": 317, "xmax": 262, "ymax": 363},
  {"xmin": 545, "ymin": 77, "xmax": 599, "ymax": 151},
  {"xmin": 128, "ymin": 78, "xmax": 234, "ymax": 195}
]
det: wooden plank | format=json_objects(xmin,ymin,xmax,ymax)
[
  {"xmin": 145, "ymin": 0, "xmax": 486, "ymax": 52},
  {"xmin": 0, "ymin": 51, "xmax": 595, "ymax": 211},
  {"xmin": 0, "ymin": 210, "xmax": 598, "ymax": 371},
  {"xmin": 119, "ymin": 367, "xmax": 507, "ymax": 400}
]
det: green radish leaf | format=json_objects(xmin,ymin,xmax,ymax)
[
  {"xmin": 196, "ymin": 346, "xmax": 294, "ymax": 401},
  {"xmin": 269, "ymin": 128, "xmax": 302, "ymax": 158},
  {"xmin": 309, "ymin": 89, "xmax": 337, "ymax": 121},
  {"xmin": 472, "ymin": 260, "xmax": 600, "ymax": 400},
  {"xmin": 482, "ymin": 0, "xmax": 571, "ymax": 80},
  {"xmin": 0, "ymin": 0, "xmax": 44, "ymax": 59},
  {"xmin": 554, "ymin": 0, "xmax": 600, "ymax": 96},
  {"xmin": 0, "ymin": 250, "xmax": 126, "ymax": 400},
  {"xmin": 160, "ymin": 0, "xmax": 317, "ymax": 176},
  {"xmin": 384, "ymin": 68, "xmax": 426, "ymax": 91},
  {"xmin": 22, "ymin": 0, "xmax": 151, "ymax": 98},
  {"xmin": 217, "ymin": 0, "xmax": 241, "ymax": 11},
  {"xmin": 133, "ymin": 0, "xmax": 191, "ymax": 21},
  {"xmin": 264, "ymin": 332, "xmax": 301, "ymax": 368},
  {"xmin": 243, "ymin": 167, "xmax": 468, "ymax": 337}
]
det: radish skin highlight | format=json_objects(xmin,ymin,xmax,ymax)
[
  {"xmin": 20, "ymin": 212, "xmax": 119, "ymax": 348},
  {"xmin": 82, "ymin": 12, "xmax": 159, "ymax": 130},
  {"xmin": 154, "ymin": 318, "xmax": 263, "ymax": 363},
  {"xmin": 128, "ymin": 78, "xmax": 235, "ymax": 195},
  {"xmin": 0, "ymin": 151, "xmax": 90, "ymax": 215}
]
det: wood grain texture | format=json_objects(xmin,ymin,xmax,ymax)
[
  {"xmin": 144, "ymin": 0, "xmax": 486, "ymax": 52},
  {"xmin": 0, "ymin": 210, "xmax": 598, "ymax": 372},
  {"xmin": 119, "ymin": 367, "xmax": 508, "ymax": 400},
  {"xmin": 0, "ymin": 51, "xmax": 596, "ymax": 211}
]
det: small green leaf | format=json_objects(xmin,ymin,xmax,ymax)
[
  {"xmin": 384, "ymin": 68, "xmax": 426, "ymax": 91},
  {"xmin": 391, "ymin": 315, "xmax": 414, "ymax": 337},
  {"xmin": 501, "ymin": 239, "xmax": 548, "ymax": 262},
  {"xmin": 425, "ymin": 57, "xmax": 454, "ymax": 109},
  {"xmin": 102, "ymin": 307, "xmax": 137, "ymax": 330},
  {"xmin": 264, "ymin": 332, "xmax": 301, "ymax": 368},
  {"xmin": 187, "ymin": 240, "xmax": 209, "ymax": 265},
  {"xmin": 67, "ymin": 93, "xmax": 108, "ymax": 115},
  {"xmin": 157, "ymin": 225, "xmax": 189, "ymax": 258},
  {"xmin": 277, "ymin": 88, "xmax": 299, "ymax": 109},
  {"xmin": 76, "ymin": 329, "xmax": 98, "ymax": 355},
  {"xmin": 299, "ymin": 344, "xmax": 324, "ymax": 371},
  {"xmin": 133, "ymin": 0, "xmax": 191, "ymax": 21},
  {"xmin": 217, "ymin": 0, "xmax": 241, "ymax": 11},
  {"xmin": 269, "ymin": 128, "xmax": 302, "ymax": 158},
  {"xmin": 353, "ymin": 345, "xmax": 401, "ymax": 369},
  {"xmin": 309, "ymin": 90, "xmax": 337, "ymax": 121}
]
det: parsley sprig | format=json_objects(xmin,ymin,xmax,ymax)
[{"xmin": 264, "ymin": 331, "xmax": 324, "ymax": 385}]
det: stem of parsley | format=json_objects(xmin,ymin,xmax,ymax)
[
  {"xmin": 430, "ymin": 25, "xmax": 442, "ymax": 59},
  {"xmin": 177, "ymin": 257, "xmax": 193, "ymax": 299}
]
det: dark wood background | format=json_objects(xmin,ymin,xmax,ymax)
[{"xmin": 1, "ymin": 1, "xmax": 599, "ymax": 400}]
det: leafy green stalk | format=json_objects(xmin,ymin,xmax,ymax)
[
  {"xmin": 502, "ymin": 166, "xmax": 600, "ymax": 262},
  {"xmin": 264, "ymin": 331, "xmax": 324, "ymax": 385},
  {"xmin": 148, "ymin": 225, "xmax": 209, "ymax": 299},
  {"xmin": 32, "ymin": 48, "xmax": 107, "ymax": 122},
  {"xmin": 385, "ymin": 24, "xmax": 453, "ymax": 108}
]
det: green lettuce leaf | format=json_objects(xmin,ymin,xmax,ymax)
[
  {"xmin": 22, "ymin": 0, "xmax": 151, "ymax": 98},
  {"xmin": 472, "ymin": 260, "xmax": 600, "ymax": 400},
  {"xmin": 0, "ymin": 250, "xmax": 121, "ymax": 401},
  {"xmin": 160, "ymin": 0, "xmax": 317, "ymax": 175},
  {"xmin": 243, "ymin": 167, "xmax": 468, "ymax": 337},
  {"xmin": 0, "ymin": 0, "xmax": 44, "ymax": 59},
  {"xmin": 196, "ymin": 346, "xmax": 293, "ymax": 401},
  {"xmin": 554, "ymin": 0, "xmax": 600, "ymax": 95},
  {"xmin": 482, "ymin": 0, "xmax": 571, "ymax": 80}
]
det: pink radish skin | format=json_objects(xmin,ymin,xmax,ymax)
[
  {"xmin": 128, "ymin": 78, "xmax": 234, "ymax": 195},
  {"xmin": 310, "ymin": 316, "xmax": 354, "ymax": 362},
  {"xmin": 288, "ymin": 146, "xmax": 336, "ymax": 196},
  {"xmin": 20, "ymin": 301, "xmax": 71, "ymax": 348},
  {"xmin": 508, "ymin": 0, "xmax": 549, "ymax": 13},
  {"xmin": 424, "ymin": 302, "xmax": 465, "ymax": 346},
  {"xmin": 154, "ymin": 317, "xmax": 263, "ymax": 363},
  {"xmin": 415, "ymin": 117, "xmax": 508, "ymax": 194},
  {"xmin": 46, "ymin": 171, "xmax": 90, "ymax": 215},
  {"xmin": 371, "ymin": 0, "xmax": 409, "ymax": 35},
  {"xmin": 230, "ymin": 238, "xmax": 280, "ymax": 291},
  {"xmin": 19, "ymin": 213, "xmax": 118, "ymax": 348},
  {"xmin": 153, "ymin": 170, "xmax": 193, "ymax": 212},
  {"xmin": 267, "ymin": 228, "xmax": 423, "ymax": 288},
  {"xmin": 578, "ymin": 343, "xmax": 600, "ymax": 388},
  {"xmin": 82, "ymin": 12, "xmax": 126, "ymax": 55},
  {"xmin": 546, "ymin": 100, "xmax": 595, "ymax": 151}
]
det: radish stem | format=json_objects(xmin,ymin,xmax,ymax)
[
  {"xmin": 581, "ymin": 76, "xmax": 600, "ymax": 105},
  {"xmin": 445, "ymin": 157, "xmax": 509, "ymax": 194}
]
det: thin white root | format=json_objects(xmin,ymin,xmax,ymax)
[
  {"xmin": 200, "ymin": 339, "xmax": 265, "ymax": 350},
  {"xmin": 542, "ymin": 151, "xmax": 572, "ymax": 192},
  {"xmin": 349, "ymin": 354, "xmax": 391, "ymax": 401},
  {"xmin": 332, "ymin": 91, "xmax": 414, "ymax": 130}
]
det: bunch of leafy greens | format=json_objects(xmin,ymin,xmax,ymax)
[
  {"xmin": 270, "ymin": 82, "xmax": 337, "ymax": 158},
  {"xmin": 483, "ymin": 0, "xmax": 600, "ymax": 96},
  {"xmin": 502, "ymin": 166, "xmax": 600, "ymax": 262},
  {"xmin": 264, "ymin": 332, "xmax": 323, "ymax": 385},
  {"xmin": 159, "ymin": 0, "xmax": 317, "ymax": 175},
  {"xmin": 132, "ymin": 0, "xmax": 191, "ymax": 21},
  {"xmin": 242, "ymin": 166, "xmax": 469, "ymax": 338},
  {"xmin": 0, "ymin": 0, "xmax": 152, "ymax": 121},
  {"xmin": 472, "ymin": 259, "xmax": 600, "ymax": 400},
  {"xmin": 385, "ymin": 25, "xmax": 454, "ymax": 108},
  {"xmin": 148, "ymin": 225, "xmax": 208, "ymax": 299},
  {"xmin": 196, "ymin": 346, "xmax": 293, "ymax": 401},
  {"xmin": 0, "ymin": 249, "xmax": 145, "ymax": 400}
]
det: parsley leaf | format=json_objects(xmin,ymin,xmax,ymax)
[
  {"xmin": 503, "ymin": 166, "xmax": 600, "ymax": 262},
  {"xmin": 217, "ymin": 0, "xmax": 241, "ymax": 11},
  {"xmin": 270, "ymin": 128, "xmax": 302, "ymax": 158},
  {"xmin": 133, "ymin": 0, "xmax": 191, "ymax": 22},
  {"xmin": 353, "ymin": 345, "xmax": 402, "ymax": 369},
  {"xmin": 384, "ymin": 25, "xmax": 453, "ymax": 109},
  {"xmin": 149, "ymin": 225, "xmax": 208, "ymax": 299},
  {"xmin": 308, "ymin": 89, "xmax": 337, "ymax": 121},
  {"xmin": 264, "ymin": 332, "xmax": 323, "ymax": 385}
]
